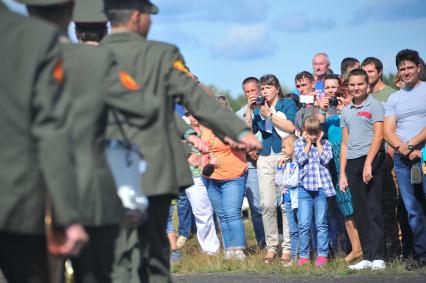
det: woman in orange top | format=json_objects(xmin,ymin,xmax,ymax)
[{"xmin": 201, "ymin": 96, "xmax": 248, "ymax": 260}]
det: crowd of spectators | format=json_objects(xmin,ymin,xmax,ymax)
[{"xmin": 174, "ymin": 49, "xmax": 426, "ymax": 271}]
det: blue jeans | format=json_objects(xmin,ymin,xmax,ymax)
[
  {"xmin": 283, "ymin": 201, "xmax": 299, "ymax": 259},
  {"xmin": 298, "ymin": 188, "xmax": 329, "ymax": 258},
  {"xmin": 177, "ymin": 191, "xmax": 194, "ymax": 238},
  {"xmin": 245, "ymin": 166, "xmax": 266, "ymax": 247},
  {"xmin": 394, "ymin": 154, "xmax": 426, "ymax": 260},
  {"xmin": 205, "ymin": 173, "xmax": 247, "ymax": 251},
  {"xmin": 166, "ymin": 204, "xmax": 175, "ymax": 234}
]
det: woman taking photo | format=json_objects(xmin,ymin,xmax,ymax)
[{"xmin": 252, "ymin": 74, "xmax": 297, "ymax": 263}]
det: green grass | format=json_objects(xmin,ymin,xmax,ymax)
[{"xmin": 171, "ymin": 216, "xmax": 426, "ymax": 277}]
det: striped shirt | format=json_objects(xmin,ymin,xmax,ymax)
[{"xmin": 294, "ymin": 137, "xmax": 335, "ymax": 197}]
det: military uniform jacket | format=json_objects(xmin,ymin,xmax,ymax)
[
  {"xmin": 0, "ymin": 4, "xmax": 78, "ymax": 234},
  {"xmin": 62, "ymin": 43, "xmax": 158, "ymax": 226},
  {"xmin": 101, "ymin": 32, "xmax": 248, "ymax": 197}
]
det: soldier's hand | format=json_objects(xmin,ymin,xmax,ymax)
[
  {"xmin": 223, "ymin": 136, "xmax": 242, "ymax": 149},
  {"xmin": 239, "ymin": 133, "xmax": 262, "ymax": 152},
  {"xmin": 186, "ymin": 135, "xmax": 209, "ymax": 153},
  {"xmin": 60, "ymin": 224, "xmax": 89, "ymax": 256},
  {"xmin": 187, "ymin": 153, "xmax": 202, "ymax": 168}
]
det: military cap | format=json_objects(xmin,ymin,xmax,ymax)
[
  {"xmin": 104, "ymin": 0, "xmax": 158, "ymax": 15},
  {"xmin": 73, "ymin": 0, "xmax": 106, "ymax": 23},
  {"xmin": 16, "ymin": 0, "xmax": 73, "ymax": 5}
]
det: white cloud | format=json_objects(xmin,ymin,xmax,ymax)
[
  {"xmin": 351, "ymin": 0, "xmax": 426, "ymax": 24},
  {"xmin": 210, "ymin": 24, "xmax": 276, "ymax": 60},
  {"xmin": 274, "ymin": 12, "xmax": 336, "ymax": 33},
  {"xmin": 155, "ymin": 0, "xmax": 270, "ymax": 23}
]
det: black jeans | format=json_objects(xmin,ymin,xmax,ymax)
[
  {"xmin": 71, "ymin": 225, "xmax": 119, "ymax": 283},
  {"xmin": 138, "ymin": 195, "xmax": 173, "ymax": 283},
  {"xmin": 346, "ymin": 153, "xmax": 385, "ymax": 261},
  {"xmin": 0, "ymin": 232, "xmax": 48, "ymax": 283}
]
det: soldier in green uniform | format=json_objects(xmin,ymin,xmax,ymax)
[
  {"xmin": 101, "ymin": 1, "xmax": 262, "ymax": 282},
  {"xmin": 0, "ymin": 1, "xmax": 88, "ymax": 282},
  {"xmin": 73, "ymin": 0, "xmax": 108, "ymax": 44},
  {"xmin": 19, "ymin": 0, "xmax": 172, "ymax": 282}
]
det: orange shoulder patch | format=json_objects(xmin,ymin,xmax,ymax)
[
  {"xmin": 172, "ymin": 60, "xmax": 189, "ymax": 74},
  {"xmin": 53, "ymin": 59, "xmax": 64, "ymax": 84},
  {"xmin": 119, "ymin": 70, "xmax": 140, "ymax": 91}
]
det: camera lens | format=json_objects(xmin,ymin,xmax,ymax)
[
  {"xmin": 255, "ymin": 96, "xmax": 265, "ymax": 105},
  {"xmin": 329, "ymin": 96, "xmax": 339, "ymax": 107}
]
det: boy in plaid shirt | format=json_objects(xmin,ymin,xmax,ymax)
[{"xmin": 294, "ymin": 116, "xmax": 335, "ymax": 266}]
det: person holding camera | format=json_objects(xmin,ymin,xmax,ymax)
[
  {"xmin": 318, "ymin": 74, "xmax": 363, "ymax": 263},
  {"xmin": 294, "ymin": 71, "xmax": 318, "ymax": 135},
  {"xmin": 252, "ymin": 74, "xmax": 297, "ymax": 263},
  {"xmin": 201, "ymin": 96, "xmax": 249, "ymax": 260}
]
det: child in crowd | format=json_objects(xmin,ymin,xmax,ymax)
[
  {"xmin": 275, "ymin": 135, "xmax": 300, "ymax": 266},
  {"xmin": 294, "ymin": 116, "xmax": 335, "ymax": 267},
  {"xmin": 166, "ymin": 202, "xmax": 181, "ymax": 263}
]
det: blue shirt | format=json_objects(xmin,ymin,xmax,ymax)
[{"xmin": 253, "ymin": 98, "xmax": 297, "ymax": 155}]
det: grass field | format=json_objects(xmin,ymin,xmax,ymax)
[{"xmin": 171, "ymin": 217, "xmax": 426, "ymax": 277}]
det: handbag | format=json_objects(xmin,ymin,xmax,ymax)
[{"xmin": 105, "ymin": 110, "xmax": 149, "ymax": 225}]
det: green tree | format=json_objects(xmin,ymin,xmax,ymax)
[
  {"xmin": 382, "ymin": 72, "xmax": 396, "ymax": 88},
  {"xmin": 205, "ymin": 84, "xmax": 246, "ymax": 111}
]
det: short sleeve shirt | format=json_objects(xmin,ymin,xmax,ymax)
[
  {"xmin": 341, "ymin": 95, "xmax": 384, "ymax": 159},
  {"xmin": 384, "ymin": 81, "xmax": 426, "ymax": 145}
]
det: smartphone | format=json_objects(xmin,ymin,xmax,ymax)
[
  {"xmin": 315, "ymin": 81, "xmax": 325, "ymax": 100},
  {"xmin": 411, "ymin": 162, "xmax": 422, "ymax": 184},
  {"xmin": 300, "ymin": 95, "xmax": 315, "ymax": 104}
]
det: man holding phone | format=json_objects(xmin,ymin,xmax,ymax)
[{"xmin": 294, "ymin": 71, "xmax": 318, "ymax": 135}]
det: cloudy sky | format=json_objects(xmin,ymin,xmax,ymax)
[{"xmin": 4, "ymin": 0, "xmax": 426, "ymax": 97}]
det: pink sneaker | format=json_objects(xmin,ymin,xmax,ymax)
[
  {"xmin": 315, "ymin": 256, "xmax": 328, "ymax": 267},
  {"xmin": 297, "ymin": 257, "xmax": 309, "ymax": 266}
]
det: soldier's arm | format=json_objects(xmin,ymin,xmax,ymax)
[
  {"xmin": 102, "ymin": 54, "xmax": 158, "ymax": 128},
  {"xmin": 31, "ymin": 35, "xmax": 79, "ymax": 227},
  {"xmin": 164, "ymin": 47, "xmax": 248, "ymax": 141}
]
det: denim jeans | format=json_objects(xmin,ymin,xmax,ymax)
[
  {"xmin": 205, "ymin": 172, "xmax": 247, "ymax": 251},
  {"xmin": 298, "ymin": 188, "xmax": 329, "ymax": 258},
  {"xmin": 283, "ymin": 201, "xmax": 299, "ymax": 259},
  {"xmin": 394, "ymin": 154, "xmax": 426, "ymax": 260},
  {"xmin": 245, "ymin": 166, "xmax": 266, "ymax": 247},
  {"xmin": 166, "ymin": 204, "xmax": 175, "ymax": 234},
  {"xmin": 177, "ymin": 191, "xmax": 194, "ymax": 238}
]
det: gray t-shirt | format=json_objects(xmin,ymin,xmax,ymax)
[
  {"xmin": 385, "ymin": 81, "xmax": 426, "ymax": 145},
  {"xmin": 341, "ymin": 95, "xmax": 385, "ymax": 159}
]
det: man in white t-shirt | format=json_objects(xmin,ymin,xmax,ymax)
[{"xmin": 384, "ymin": 49, "xmax": 426, "ymax": 271}]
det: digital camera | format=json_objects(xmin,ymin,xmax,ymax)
[{"xmin": 255, "ymin": 96, "xmax": 266, "ymax": 105}]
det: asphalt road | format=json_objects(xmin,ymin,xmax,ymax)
[{"xmin": 172, "ymin": 273, "xmax": 426, "ymax": 283}]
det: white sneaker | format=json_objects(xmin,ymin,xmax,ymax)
[
  {"xmin": 233, "ymin": 250, "xmax": 246, "ymax": 261},
  {"xmin": 348, "ymin": 260, "xmax": 373, "ymax": 270},
  {"xmin": 224, "ymin": 250, "xmax": 234, "ymax": 260},
  {"xmin": 176, "ymin": 236, "xmax": 187, "ymax": 249},
  {"xmin": 372, "ymin": 259, "xmax": 386, "ymax": 270}
]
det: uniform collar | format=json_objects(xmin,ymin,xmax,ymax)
[
  {"xmin": 102, "ymin": 31, "xmax": 145, "ymax": 44},
  {"xmin": 349, "ymin": 94, "xmax": 372, "ymax": 109}
]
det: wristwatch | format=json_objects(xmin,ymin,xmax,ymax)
[
  {"xmin": 408, "ymin": 141, "xmax": 414, "ymax": 152},
  {"xmin": 267, "ymin": 113, "xmax": 273, "ymax": 120}
]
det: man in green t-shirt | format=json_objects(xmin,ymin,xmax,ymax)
[{"xmin": 362, "ymin": 57, "xmax": 396, "ymax": 102}]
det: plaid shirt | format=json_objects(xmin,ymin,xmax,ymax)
[{"xmin": 294, "ymin": 138, "xmax": 335, "ymax": 197}]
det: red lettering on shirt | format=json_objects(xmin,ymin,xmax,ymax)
[{"xmin": 357, "ymin": 111, "xmax": 372, "ymax": 119}]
